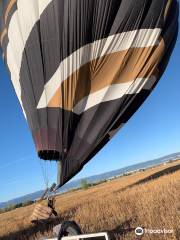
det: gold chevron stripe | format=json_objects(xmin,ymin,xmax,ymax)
[
  {"xmin": 48, "ymin": 40, "xmax": 164, "ymax": 111},
  {"xmin": 0, "ymin": 28, "xmax": 7, "ymax": 46},
  {"xmin": 5, "ymin": 0, "xmax": 17, "ymax": 24}
]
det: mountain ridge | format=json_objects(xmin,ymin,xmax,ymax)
[{"xmin": 1, "ymin": 152, "xmax": 180, "ymax": 209}]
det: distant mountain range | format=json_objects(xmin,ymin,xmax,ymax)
[{"xmin": 1, "ymin": 152, "xmax": 180, "ymax": 209}]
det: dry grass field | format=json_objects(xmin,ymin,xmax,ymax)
[{"xmin": 0, "ymin": 160, "xmax": 179, "ymax": 240}]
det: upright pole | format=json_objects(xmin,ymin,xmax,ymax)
[{"xmin": 57, "ymin": 161, "xmax": 62, "ymax": 187}]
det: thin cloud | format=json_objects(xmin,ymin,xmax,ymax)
[{"xmin": 0, "ymin": 155, "xmax": 33, "ymax": 169}]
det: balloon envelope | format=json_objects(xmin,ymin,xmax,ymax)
[{"xmin": 0, "ymin": 0, "xmax": 179, "ymax": 186}]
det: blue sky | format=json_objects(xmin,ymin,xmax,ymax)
[{"xmin": 0, "ymin": 28, "xmax": 180, "ymax": 203}]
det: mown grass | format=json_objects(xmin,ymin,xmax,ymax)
[{"xmin": 0, "ymin": 160, "xmax": 179, "ymax": 240}]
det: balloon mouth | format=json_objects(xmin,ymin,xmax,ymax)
[{"xmin": 38, "ymin": 150, "xmax": 60, "ymax": 160}]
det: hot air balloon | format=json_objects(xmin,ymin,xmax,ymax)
[{"xmin": 0, "ymin": 0, "xmax": 179, "ymax": 191}]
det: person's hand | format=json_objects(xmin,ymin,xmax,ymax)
[{"xmin": 30, "ymin": 203, "xmax": 54, "ymax": 223}]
